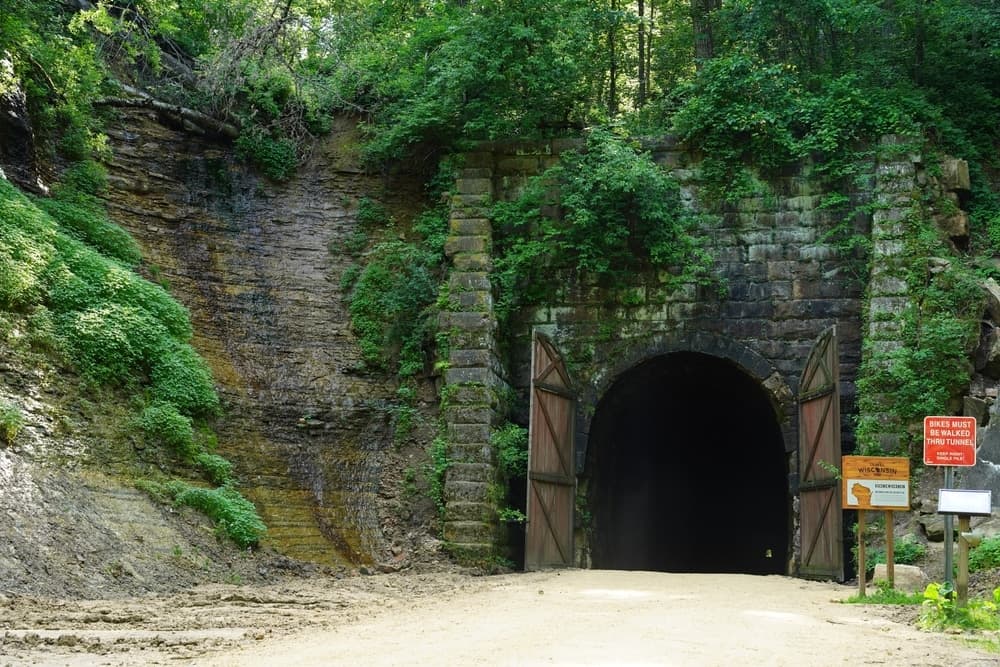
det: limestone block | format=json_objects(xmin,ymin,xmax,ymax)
[
  {"xmin": 443, "ymin": 403, "xmax": 495, "ymax": 424},
  {"xmin": 443, "ymin": 480, "xmax": 490, "ymax": 503},
  {"xmin": 444, "ymin": 368, "xmax": 494, "ymax": 387},
  {"xmin": 935, "ymin": 210, "xmax": 969, "ymax": 238},
  {"xmin": 871, "ymin": 563, "xmax": 928, "ymax": 593},
  {"xmin": 974, "ymin": 327, "xmax": 1000, "ymax": 378},
  {"xmin": 496, "ymin": 156, "xmax": 540, "ymax": 173},
  {"xmin": 445, "ymin": 501, "xmax": 491, "ymax": 522},
  {"xmin": 449, "ymin": 443, "xmax": 493, "ymax": 464},
  {"xmin": 449, "ymin": 218, "xmax": 492, "ymax": 236},
  {"xmin": 748, "ymin": 244, "xmax": 784, "ymax": 262},
  {"xmin": 982, "ymin": 279, "xmax": 1000, "ymax": 324},
  {"xmin": 798, "ymin": 245, "xmax": 835, "ymax": 261},
  {"xmin": 873, "ymin": 239, "xmax": 904, "ymax": 256},
  {"xmin": 443, "ymin": 520, "xmax": 496, "ymax": 544},
  {"xmin": 449, "ymin": 272, "xmax": 491, "ymax": 291},
  {"xmin": 447, "ymin": 463, "xmax": 494, "ymax": 484},
  {"xmin": 868, "ymin": 275, "xmax": 908, "ymax": 296},
  {"xmin": 964, "ymin": 396, "xmax": 989, "ymax": 426},
  {"xmin": 460, "ymin": 167, "xmax": 492, "ymax": 179},
  {"xmin": 444, "ymin": 235, "xmax": 489, "ymax": 256},
  {"xmin": 452, "ymin": 253, "xmax": 490, "ymax": 271},
  {"xmin": 939, "ymin": 157, "xmax": 971, "ymax": 192},
  {"xmin": 456, "ymin": 178, "xmax": 492, "ymax": 195}
]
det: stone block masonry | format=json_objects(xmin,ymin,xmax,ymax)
[
  {"xmin": 439, "ymin": 154, "xmax": 508, "ymax": 562},
  {"xmin": 441, "ymin": 137, "xmax": 878, "ymax": 561}
]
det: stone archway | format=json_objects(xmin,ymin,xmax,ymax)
[{"xmin": 578, "ymin": 336, "xmax": 794, "ymax": 574}]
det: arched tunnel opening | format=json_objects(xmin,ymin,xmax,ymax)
[{"xmin": 586, "ymin": 352, "xmax": 789, "ymax": 574}]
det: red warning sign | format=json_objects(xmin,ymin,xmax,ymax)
[{"xmin": 923, "ymin": 416, "xmax": 977, "ymax": 466}]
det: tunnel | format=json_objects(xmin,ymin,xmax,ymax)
[{"xmin": 585, "ymin": 352, "xmax": 789, "ymax": 574}]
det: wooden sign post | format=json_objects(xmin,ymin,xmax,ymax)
[
  {"xmin": 937, "ymin": 489, "xmax": 991, "ymax": 607},
  {"xmin": 842, "ymin": 456, "xmax": 910, "ymax": 596}
]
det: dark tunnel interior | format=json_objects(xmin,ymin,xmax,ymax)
[{"xmin": 586, "ymin": 352, "xmax": 789, "ymax": 574}]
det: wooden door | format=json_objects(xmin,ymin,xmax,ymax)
[
  {"xmin": 525, "ymin": 331, "xmax": 576, "ymax": 570},
  {"xmin": 798, "ymin": 325, "xmax": 844, "ymax": 580}
]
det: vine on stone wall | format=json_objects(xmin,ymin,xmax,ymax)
[
  {"xmin": 491, "ymin": 128, "xmax": 714, "ymax": 327},
  {"xmin": 854, "ymin": 205, "xmax": 984, "ymax": 458}
]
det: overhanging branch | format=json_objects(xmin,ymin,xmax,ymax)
[{"xmin": 95, "ymin": 84, "xmax": 239, "ymax": 140}]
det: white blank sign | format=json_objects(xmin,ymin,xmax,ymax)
[{"xmin": 938, "ymin": 489, "xmax": 993, "ymax": 516}]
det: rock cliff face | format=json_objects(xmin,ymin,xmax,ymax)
[{"xmin": 102, "ymin": 111, "xmax": 437, "ymax": 567}]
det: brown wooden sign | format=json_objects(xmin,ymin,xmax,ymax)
[{"xmin": 841, "ymin": 456, "xmax": 910, "ymax": 510}]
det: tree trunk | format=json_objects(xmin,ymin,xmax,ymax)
[
  {"xmin": 691, "ymin": 0, "xmax": 720, "ymax": 68},
  {"xmin": 638, "ymin": 0, "xmax": 646, "ymax": 106},
  {"xmin": 646, "ymin": 3, "xmax": 654, "ymax": 98},
  {"xmin": 608, "ymin": 0, "xmax": 618, "ymax": 117},
  {"xmin": 94, "ymin": 84, "xmax": 240, "ymax": 139}
]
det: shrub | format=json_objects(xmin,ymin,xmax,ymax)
[
  {"xmin": 861, "ymin": 535, "xmax": 927, "ymax": 577},
  {"xmin": 491, "ymin": 129, "xmax": 712, "ymax": 323},
  {"xmin": 171, "ymin": 483, "xmax": 266, "ymax": 548},
  {"xmin": 138, "ymin": 479, "xmax": 266, "ymax": 548},
  {"xmin": 970, "ymin": 536, "xmax": 1000, "ymax": 573},
  {"xmin": 139, "ymin": 402, "xmax": 195, "ymax": 457},
  {"xmin": 919, "ymin": 583, "xmax": 1000, "ymax": 631},
  {"xmin": 348, "ymin": 240, "xmax": 440, "ymax": 377},
  {"xmin": 149, "ymin": 342, "xmax": 220, "ymax": 417},
  {"xmin": 492, "ymin": 422, "xmax": 528, "ymax": 480},
  {"xmin": 55, "ymin": 305, "xmax": 168, "ymax": 385},
  {"xmin": 194, "ymin": 453, "xmax": 234, "ymax": 486},
  {"xmin": 235, "ymin": 128, "xmax": 297, "ymax": 181},
  {"xmin": 0, "ymin": 402, "xmax": 24, "ymax": 445}
]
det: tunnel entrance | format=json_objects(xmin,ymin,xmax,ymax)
[{"xmin": 585, "ymin": 352, "xmax": 789, "ymax": 574}]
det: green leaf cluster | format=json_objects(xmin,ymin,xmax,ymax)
[
  {"xmin": 492, "ymin": 129, "xmax": 712, "ymax": 323},
  {"xmin": 149, "ymin": 481, "xmax": 266, "ymax": 548},
  {"xmin": 970, "ymin": 537, "xmax": 1000, "ymax": 573},
  {"xmin": 492, "ymin": 422, "xmax": 529, "ymax": 481},
  {"xmin": 0, "ymin": 402, "xmax": 24, "ymax": 445},
  {"xmin": 854, "ymin": 212, "xmax": 984, "ymax": 456},
  {"xmin": 919, "ymin": 582, "xmax": 1000, "ymax": 632}
]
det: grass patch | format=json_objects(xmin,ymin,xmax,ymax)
[{"xmin": 844, "ymin": 582, "xmax": 923, "ymax": 605}]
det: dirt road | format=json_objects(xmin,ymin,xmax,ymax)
[{"xmin": 2, "ymin": 569, "xmax": 997, "ymax": 666}]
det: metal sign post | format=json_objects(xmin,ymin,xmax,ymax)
[
  {"xmin": 943, "ymin": 466, "xmax": 954, "ymax": 589},
  {"xmin": 923, "ymin": 416, "xmax": 977, "ymax": 588}
]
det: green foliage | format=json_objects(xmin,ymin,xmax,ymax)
[
  {"xmin": 194, "ymin": 453, "xmax": 235, "ymax": 486},
  {"xmin": 356, "ymin": 197, "xmax": 392, "ymax": 228},
  {"xmin": 492, "ymin": 129, "xmax": 712, "ymax": 323},
  {"xmin": 854, "ymin": 210, "xmax": 984, "ymax": 455},
  {"xmin": 919, "ymin": 583, "xmax": 1000, "ymax": 632},
  {"xmin": 164, "ymin": 482, "xmax": 266, "ymax": 548},
  {"xmin": 844, "ymin": 580, "xmax": 923, "ymax": 605},
  {"xmin": 425, "ymin": 435, "xmax": 451, "ymax": 519},
  {"xmin": 492, "ymin": 423, "xmax": 528, "ymax": 480},
  {"xmin": 343, "ymin": 0, "xmax": 608, "ymax": 164},
  {"xmin": 235, "ymin": 128, "xmax": 297, "ymax": 181},
  {"xmin": 149, "ymin": 341, "xmax": 220, "ymax": 418},
  {"xmin": 138, "ymin": 401, "xmax": 195, "ymax": 457},
  {"xmin": 348, "ymin": 241, "xmax": 439, "ymax": 377},
  {"xmin": 970, "ymin": 537, "xmax": 1000, "ymax": 573},
  {"xmin": 0, "ymin": 402, "xmax": 24, "ymax": 445},
  {"xmin": 859, "ymin": 535, "xmax": 927, "ymax": 577}
]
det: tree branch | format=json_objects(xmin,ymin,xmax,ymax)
[{"xmin": 95, "ymin": 84, "xmax": 240, "ymax": 139}]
